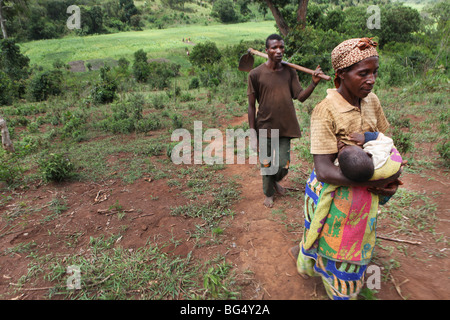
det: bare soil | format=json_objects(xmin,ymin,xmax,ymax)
[{"xmin": 0, "ymin": 116, "xmax": 448, "ymax": 300}]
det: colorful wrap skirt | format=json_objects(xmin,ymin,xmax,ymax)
[
  {"xmin": 299, "ymin": 148, "xmax": 402, "ymax": 299},
  {"xmin": 299, "ymin": 169, "xmax": 369, "ymax": 300}
]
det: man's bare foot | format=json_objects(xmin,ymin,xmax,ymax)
[
  {"xmin": 274, "ymin": 182, "xmax": 286, "ymax": 196},
  {"xmin": 264, "ymin": 196, "xmax": 274, "ymax": 208}
]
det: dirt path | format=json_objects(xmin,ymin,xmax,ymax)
[
  {"xmin": 221, "ymin": 161, "xmax": 449, "ymax": 300},
  {"xmin": 0, "ymin": 116, "xmax": 448, "ymax": 300},
  {"xmin": 220, "ymin": 161, "xmax": 328, "ymax": 299},
  {"xmin": 214, "ymin": 115, "xmax": 449, "ymax": 300}
]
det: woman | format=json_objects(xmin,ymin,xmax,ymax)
[{"xmin": 289, "ymin": 38, "xmax": 402, "ymax": 300}]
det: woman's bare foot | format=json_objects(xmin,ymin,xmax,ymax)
[{"xmin": 264, "ymin": 196, "xmax": 274, "ymax": 208}]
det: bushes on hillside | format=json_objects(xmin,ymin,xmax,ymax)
[
  {"xmin": 97, "ymin": 93, "xmax": 163, "ymax": 134},
  {"xmin": 28, "ymin": 70, "xmax": 63, "ymax": 102},
  {"xmin": 132, "ymin": 49, "xmax": 180, "ymax": 89},
  {"xmin": 189, "ymin": 41, "xmax": 222, "ymax": 67},
  {"xmin": 211, "ymin": 0, "xmax": 239, "ymax": 23},
  {"xmin": 38, "ymin": 152, "xmax": 76, "ymax": 182},
  {"xmin": 0, "ymin": 39, "xmax": 30, "ymax": 103},
  {"xmin": 0, "ymin": 71, "xmax": 13, "ymax": 105},
  {"xmin": 7, "ymin": 0, "xmax": 143, "ymax": 41},
  {"xmin": 91, "ymin": 66, "xmax": 118, "ymax": 104}
]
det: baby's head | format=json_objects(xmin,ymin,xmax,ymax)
[{"xmin": 338, "ymin": 145, "xmax": 374, "ymax": 182}]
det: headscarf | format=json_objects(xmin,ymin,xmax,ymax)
[{"xmin": 331, "ymin": 38, "xmax": 378, "ymax": 88}]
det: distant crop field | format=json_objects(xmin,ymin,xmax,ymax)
[{"xmin": 19, "ymin": 21, "xmax": 276, "ymax": 68}]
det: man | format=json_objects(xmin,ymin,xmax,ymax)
[{"xmin": 247, "ymin": 34, "xmax": 324, "ymax": 208}]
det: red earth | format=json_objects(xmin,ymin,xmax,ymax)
[{"xmin": 0, "ymin": 115, "xmax": 448, "ymax": 300}]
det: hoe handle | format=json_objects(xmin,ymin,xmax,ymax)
[{"xmin": 248, "ymin": 48, "xmax": 331, "ymax": 81}]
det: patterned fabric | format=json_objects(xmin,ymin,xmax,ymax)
[
  {"xmin": 332, "ymin": 38, "xmax": 378, "ymax": 88},
  {"xmin": 300, "ymin": 170, "xmax": 369, "ymax": 300},
  {"xmin": 298, "ymin": 244, "xmax": 366, "ymax": 300},
  {"xmin": 303, "ymin": 172, "xmax": 378, "ymax": 265},
  {"xmin": 331, "ymin": 38, "xmax": 378, "ymax": 71},
  {"xmin": 300, "ymin": 145, "xmax": 402, "ymax": 299},
  {"xmin": 310, "ymin": 89, "xmax": 389, "ymax": 155},
  {"xmin": 301, "ymin": 171, "xmax": 368, "ymax": 300},
  {"xmin": 303, "ymin": 146, "xmax": 401, "ymax": 263}
]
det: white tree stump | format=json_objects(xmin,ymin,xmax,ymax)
[{"xmin": 0, "ymin": 116, "xmax": 14, "ymax": 152}]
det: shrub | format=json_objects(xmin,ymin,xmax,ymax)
[
  {"xmin": 285, "ymin": 26, "xmax": 345, "ymax": 82},
  {"xmin": 117, "ymin": 57, "xmax": 130, "ymax": 75},
  {"xmin": 151, "ymin": 94, "xmax": 166, "ymax": 110},
  {"xmin": 0, "ymin": 38, "xmax": 30, "ymax": 82},
  {"xmin": 60, "ymin": 111, "xmax": 87, "ymax": 142},
  {"xmin": 147, "ymin": 60, "xmax": 180, "ymax": 89},
  {"xmin": 436, "ymin": 141, "xmax": 449, "ymax": 167},
  {"xmin": 91, "ymin": 66, "xmax": 117, "ymax": 103},
  {"xmin": 99, "ymin": 95, "xmax": 162, "ymax": 134},
  {"xmin": 198, "ymin": 64, "xmax": 224, "ymax": 88},
  {"xmin": 189, "ymin": 41, "xmax": 222, "ymax": 67},
  {"xmin": 189, "ymin": 77, "xmax": 199, "ymax": 89},
  {"xmin": 132, "ymin": 61, "xmax": 150, "ymax": 82},
  {"xmin": 28, "ymin": 70, "xmax": 63, "ymax": 101},
  {"xmin": 38, "ymin": 152, "xmax": 76, "ymax": 182},
  {"xmin": 132, "ymin": 49, "xmax": 150, "ymax": 82},
  {"xmin": 392, "ymin": 128, "xmax": 414, "ymax": 154},
  {"xmin": 171, "ymin": 113, "xmax": 183, "ymax": 129},
  {"xmin": 135, "ymin": 115, "xmax": 162, "ymax": 133},
  {"xmin": 134, "ymin": 49, "xmax": 147, "ymax": 63},
  {"xmin": 0, "ymin": 70, "xmax": 13, "ymax": 105},
  {"xmin": 211, "ymin": 0, "xmax": 239, "ymax": 23},
  {"xmin": 0, "ymin": 151, "xmax": 24, "ymax": 185}
]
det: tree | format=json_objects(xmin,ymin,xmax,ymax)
[
  {"xmin": 0, "ymin": 38, "xmax": 29, "ymax": 99},
  {"xmin": 0, "ymin": 0, "xmax": 28, "ymax": 39},
  {"xmin": 119, "ymin": 0, "xmax": 138, "ymax": 24},
  {"xmin": 189, "ymin": 41, "xmax": 222, "ymax": 67},
  {"xmin": 0, "ymin": 38, "xmax": 29, "ymax": 81},
  {"xmin": 211, "ymin": 0, "xmax": 238, "ymax": 23},
  {"xmin": 376, "ymin": 4, "xmax": 421, "ymax": 47},
  {"xmin": 257, "ymin": 0, "xmax": 309, "ymax": 36}
]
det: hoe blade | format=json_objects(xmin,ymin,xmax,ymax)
[{"xmin": 238, "ymin": 52, "xmax": 254, "ymax": 72}]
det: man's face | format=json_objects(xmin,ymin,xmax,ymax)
[{"xmin": 266, "ymin": 39, "xmax": 285, "ymax": 63}]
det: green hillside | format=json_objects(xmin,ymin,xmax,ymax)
[{"xmin": 19, "ymin": 21, "xmax": 276, "ymax": 68}]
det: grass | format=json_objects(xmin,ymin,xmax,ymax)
[
  {"xmin": 19, "ymin": 21, "xmax": 277, "ymax": 69},
  {"xmin": 11, "ymin": 235, "xmax": 236, "ymax": 299},
  {"xmin": 1, "ymin": 15, "xmax": 449, "ymax": 301},
  {"xmin": 379, "ymin": 188, "xmax": 438, "ymax": 234}
]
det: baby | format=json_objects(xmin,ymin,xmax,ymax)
[{"xmin": 337, "ymin": 132, "xmax": 403, "ymax": 203}]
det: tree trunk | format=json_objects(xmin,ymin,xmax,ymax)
[
  {"xmin": 0, "ymin": 116, "xmax": 14, "ymax": 152},
  {"xmin": 264, "ymin": 0, "xmax": 290, "ymax": 37},
  {"xmin": 0, "ymin": 0, "xmax": 7, "ymax": 39},
  {"xmin": 296, "ymin": 0, "xmax": 309, "ymax": 27}
]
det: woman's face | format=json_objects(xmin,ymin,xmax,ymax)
[{"xmin": 338, "ymin": 56, "xmax": 379, "ymax": 99}]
